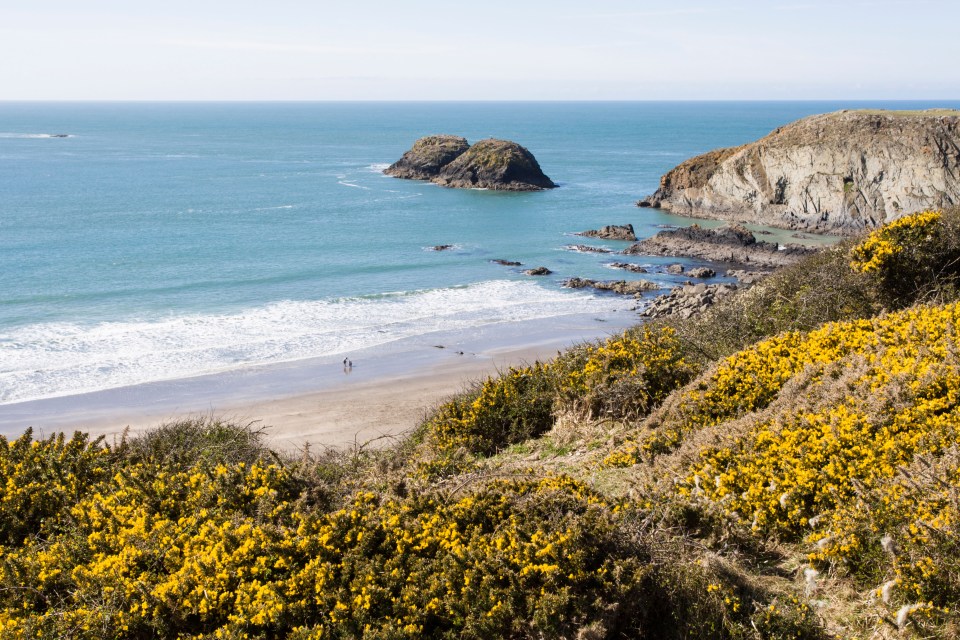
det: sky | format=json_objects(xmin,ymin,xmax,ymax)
[{"xmin": 1, "ymin": 0, "xmax": 957, "ymax": 101}]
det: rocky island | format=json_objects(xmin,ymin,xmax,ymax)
[
  {"xmin": 385, "ymin": 136, "xmax": 556, "ymax": 191},
  {"xmin": 638, "ymin": 109, "xmax": 960, "ymax": 234}
]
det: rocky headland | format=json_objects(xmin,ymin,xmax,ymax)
[
  {"xmin": 624, "ymin": 223, "xmax": 817, "ymax": 268},
  {"xmin": 638, "ymin": 109, "xmax": 960, "ymax": 234},
  {"xmin": 385, "ymin": 136, "xmax": 555, "ymax": 191}
]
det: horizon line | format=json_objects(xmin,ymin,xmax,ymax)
[{"xmin": 2, "ymin": 98, "xmax": 959, "ymax": 104}]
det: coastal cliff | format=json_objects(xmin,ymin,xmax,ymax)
[
  {"xmin": 639, "ymin": 109, "xmax": 960, "ymax": 234},
  {"xmin": 386, "ymin": 136, "xmax": 556, "ymax": 191}
]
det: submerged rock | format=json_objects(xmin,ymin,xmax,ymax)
[
  {"xmin": 564, "ymin": 244, "xmax": 613, "ymax": 254},
  {"xmin": 491, "ymin": 259, "xmax": 522, "ymax": 266}
]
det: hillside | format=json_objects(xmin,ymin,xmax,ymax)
[
  {"xmin": 3, "ymin": 209, "xmax": 960, "ymax": 639},
  {"xmin": 639, "ymin": 110, "xmax": 960, "ymax": 234}
]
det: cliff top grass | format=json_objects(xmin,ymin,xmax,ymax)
[{"xmin": 846, "ymin": 108, "xmax": 960, "ymax": 117}]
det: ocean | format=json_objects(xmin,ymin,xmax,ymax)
[{"xmin": 2, "ymin": 100, "xmax": 956, "ymax": 415}]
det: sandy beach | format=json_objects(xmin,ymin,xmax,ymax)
[{"xmin": 0, "ymin": 312, "xmax": 638, "ymax": 449}]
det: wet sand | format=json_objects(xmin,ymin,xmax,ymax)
[{"xmin": 0, "ymin": 312, "xmax": 639, "ymax": 448}]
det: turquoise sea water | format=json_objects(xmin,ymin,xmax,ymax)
[{"xmin": 1, "ymin": 101, "xmax": 956, "ymax": 406}]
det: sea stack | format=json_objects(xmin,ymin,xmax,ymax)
[
  {"xmin": 638, "ymin": 109, "xmax": 960, "ymax": 234},
  {"xmin": 385, "ymin": 136, "xmax": 556, "ymax": 191},
  {"xmin": 384, "ymin": 135, "xmax": 470, "ymax": 180}
]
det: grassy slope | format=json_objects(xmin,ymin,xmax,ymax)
[{"xmin": 3, "ymin": 209, "xmax": 960, "ymax": 639}]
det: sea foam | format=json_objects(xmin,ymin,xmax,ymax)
[{"xmin": 0, "ymin": 280, "xmax": 630, "ymax": 405}]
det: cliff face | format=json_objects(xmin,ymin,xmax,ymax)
[
  {"xmin": 639, "ymin": 110, "xmax": 960, "ymax": 234},
  {"xmin": 385, "ymin": 136, "xmax": 555, "ymax": 191}
]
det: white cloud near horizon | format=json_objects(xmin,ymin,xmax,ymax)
[{"xmin": 0, "ymin": 0, "xmax": 956, "ymax": 100}]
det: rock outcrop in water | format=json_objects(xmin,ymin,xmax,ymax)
[
  {"xmin": 624, "ymin": 224, "xmax": 816, "ymax": 268},
  {"xmin": 384, "ymin": 135, "xmax": 470, "ymax": 181},
  {"xmin": 638, "ymin": 110, "xmax": 960, "ymax": 234},
  {"xmin": 576, "ymin": 224, "xmax": 637, "ymax": 241},
  {"xmin": 385, "ymin": 136, "xmax": 555, "ymax": 191}
]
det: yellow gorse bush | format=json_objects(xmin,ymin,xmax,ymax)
[
  {"xmin": 420, "ymin": 325, "xmax": 697, "ymax": 477},
  {"xmin": 555, "ymin": 325, "xmax": 695, "ymax": 420},
  {"xmin": 850, "ymin": 210, "xmax": 942, "ymax": 274},
  {"xmin": 685, "ymin": 302, "xmax": 960, "ymax": 535},
  {"xmin": 0, "ymin": 431, "xmax": 647, "ymax": 639}
]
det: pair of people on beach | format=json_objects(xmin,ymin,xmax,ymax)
[{"xmin": 342, "ymin": 357, "xmax": 353, "ymax": 371}]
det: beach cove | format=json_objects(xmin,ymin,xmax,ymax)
[{"xmin": 2, "ymin": 101, "xmax": 953, "ymax": 442}]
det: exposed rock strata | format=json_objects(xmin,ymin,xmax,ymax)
[
  {"xmin": 638, "ymin": 110, "xmax": 960, "ymax": 234},
  {"xmin": 641, "ymin": 283, "xmax": 739, "ymax": 319},
  {"xmin": 576, "ymin": 224, "xmax": 637, "ymax": 241},
  {"xmin": 386, "ymin": 136, "xmax": 555, "ymax": 191},
  {"xmin": 624, "ymin": 224, "xmax": 816, "ymax": 268}
]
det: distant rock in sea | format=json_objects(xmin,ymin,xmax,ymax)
[
  {"xmin": 576, "ymin": 224, "xmax": 637, "ymax": 241},
  {"xmin": 524, "ymin": 266, "xmax": 552, "ymax": 276},
  {"xmin": 384, "ymin": 135, "xmax": 470, "ymax": 181},
  {"xmin": 564, "ymin": 244, "xmax": 612, "ymax": 254},
  {"xmin": 637, "ymin": 109, "xmax": 960, "ymax": 234},
  {"xmin": 385, "ymin": 136, "xmax": 555, "ymax": 191}
]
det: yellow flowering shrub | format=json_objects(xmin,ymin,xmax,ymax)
[
  {"xmin": 554, "ymin": 325, "xmax": 697, "ymax": 420},
  {"xmin": 418, "ymin": 326, "xmax": 698, "ymax": 477},
  {"xmin": 850, "ymin": 209, "xmax": 960, "ymax": 307},
  {"xmin": 799, "ymin": 448, "xmax": 960, "ymax": 632},
  {"xmin": 0, "ymin": 438, "xmax": 651, "ymax": 640},
  {"xmin": 849, "ymin": 210, "xmax": 942, "ymax": 274},
  {"xmin": 416, "ymin": 362, "xmax": 557, "ymax": 476},
  {"xmin": 684, "ymin": 302, "xmax": 960, "ymax": 536},
  {"xmin": 0, "ymin": 429, "xmax": 114, "ymax": 544}
]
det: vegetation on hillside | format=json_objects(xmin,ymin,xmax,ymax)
[{"xmin": 3, "ymin": 208, "xmax": 960, "ymax": 639}]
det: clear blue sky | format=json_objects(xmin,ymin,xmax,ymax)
[{"xmin": 2, "ymin": 0, "xmax": 956, "ymax": 100}]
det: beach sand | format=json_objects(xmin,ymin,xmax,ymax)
[
  {"xmin": 78, "ymin": 343, "xmax": 560, "ymax": 452},
  {"xmin": 1, "ymin": 313, "xmax": 637, "ymax": 449}
]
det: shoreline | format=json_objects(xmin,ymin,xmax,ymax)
[{"xmin": 0, "ymin": 311, "xmax": 639, "ymax": 448}]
